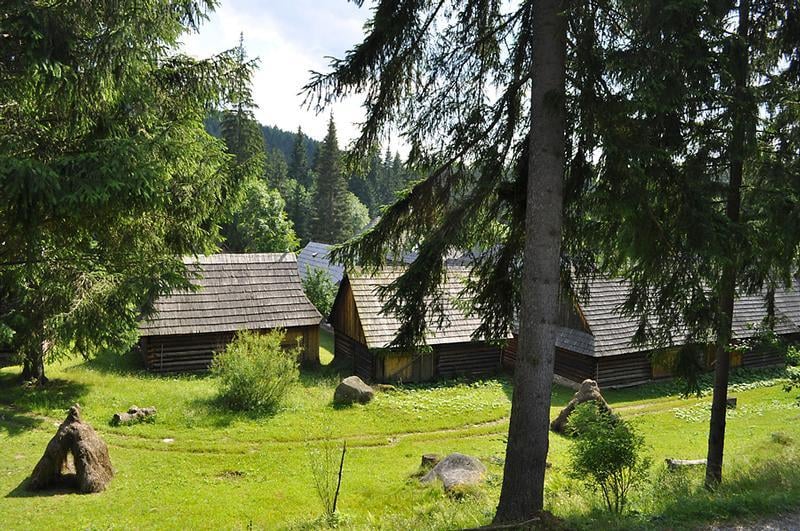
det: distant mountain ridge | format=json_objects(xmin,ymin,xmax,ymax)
[{"xmin": 261, "ymin": 124, "xmax": 319, "ymax": 165}]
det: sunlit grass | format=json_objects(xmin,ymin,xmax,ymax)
[{"xmin": 1, "ymin": 333, "xmax": 798, "ymax": 529}]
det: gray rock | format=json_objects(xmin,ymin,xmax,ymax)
[
  {"xmin": 334, "ymin": 376, "xmax": 374, "ymax": 405},
  {"xmin": 421, "ymin": 452, "xmax": 486, "ymax": 492}
]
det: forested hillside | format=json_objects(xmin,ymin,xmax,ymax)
[{"xmin": 207, "ymin": 112, "xmax": 413, "ymax": 247}]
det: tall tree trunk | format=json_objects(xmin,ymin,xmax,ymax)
[
  {"xmin": 21, "ymin": 341, "xmax": 47, "ymax": 385},
  {"xmin": 705, "ymin": 0, "xmax": 749, "ymax": 489},
  {"xmin": 494, "ymin": 0, "xmax": 567, "ymax": 523}
]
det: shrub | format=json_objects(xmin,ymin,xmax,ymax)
[
  {"xmin": 211, "ymin": 330, "xmax": 300, "ymax": 413},
  {"xmin": 786, "ymin": 345, "xmax": 800, "ymax": 367},
  {"xmin": 786, "ymin": 366, "xmax": 800, "ymax": 403},
  {"xmin": 567, "ymin": 402, "xmax": 651, "ymax": 514},
  {"xmin": 302, "ymin": 266, "xmax": 337, "ymax": 318}
]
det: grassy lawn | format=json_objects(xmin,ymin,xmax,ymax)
[{"xmin": 1, "ymin": 330, "xmax": 799, "ymax": 529}]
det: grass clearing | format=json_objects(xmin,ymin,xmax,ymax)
[{"xmin": 1, "ymin": 330, "xmax": 799, "ymax": 529}]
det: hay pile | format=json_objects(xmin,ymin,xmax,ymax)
[{"xmin": 28, "ymin": 404, "xmax": 113, "ymax": 493}]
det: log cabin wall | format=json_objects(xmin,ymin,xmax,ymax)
[
  {"xmin": 740, "ymin": 343, "xmax": 786, "ymax": 369},
  {"xmin": 503, "ymin": 338, "xmax": 597, "ymax": 384},
  {"xmin": 435, "ymin": 342, "xmax": 502, "ymax": 379},
  {"xmin": 353, "ymin": 340, "xmax": 375, "ymax": 382},
  {"xmin": 594, "ymin": 352, "xmax": 652, "ymax": 388},
  {"xmin": 143, "ymin": 325, "xmax": 319, "ymax": 373},
  {"xmin": 501, "ymin": 337, "xmax": 518, "ymax": 369},
  {"xmin": 554, "ymin": 348, "xmax": 598, "ymax": 383},
  {"xmin": 330, "ymin": 279, "xmax": 367, "ymax": 345}
]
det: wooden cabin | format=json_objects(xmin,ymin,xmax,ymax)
[
  {"xmin": 330, "ymin": 267, "xmax": 508, "ymax": 383},
  {"xmin": 139, "ymin": 253, "xmax": 322, "ymax": 373},
  {"xmin": 504, "ymin": 279, "xmax": 800, "ymax": 388}
]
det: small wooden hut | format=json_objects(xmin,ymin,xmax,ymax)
[
  {"xmin": 503, "ymin": 278, "xmax": 800, "ymax": 388},
  {"xmin": 330, "ymin": 267, "xmax": 508, "ymax": 383},
  {"xmin": 139, "ymin": 253, "xmax": 322, "ymax": 373}
]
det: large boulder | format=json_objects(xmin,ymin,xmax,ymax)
[
  {"xmin": 28, "ymin": 404, "xmax": 113, "ymax": 493},
  {"xmin": 333, "ymin": 376, "xmax": 375, "ymax": 405},
  {"xmin": 550, "ymin": 379, "xmax": 613, "ymax": 434},
  {"xmin": 421, "ymin": 452, "xmax": 486, "ymax": 492}
]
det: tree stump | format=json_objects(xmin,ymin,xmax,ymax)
[
  {"xmin": 550, "ymin": 379, "xmax": 613, "ymax": 434},
  {"xmin": 28, "ymin": 404, "xmax": 113, "ymax": 493},
  {"xmin": 111, "ymin": 405, "xmax": 157, "ymax": 426}
]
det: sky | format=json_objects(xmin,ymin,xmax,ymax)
[{"xmin": 180, "ymin": 0, "xmax": 371, "ymax": 144}]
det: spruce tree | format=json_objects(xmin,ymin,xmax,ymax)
[
  {"xmin": 582, "ymin": 0, "xmax": 800, "ymax": 489},
  {"xmin": 305, "ymin": 0, "xmax": 572, "ymax": 522},
  {"xmin": 311, "ymin": 117, "xmax": 350, "ymax": 243},
  {"xmin": 0, "ymin": 0, "xmax": 254, "ymax": 383},
  {"xmin": 289, "ymin": 126, "xmax": 312, "ymax": 188},
  {"xmin": 304, "ymin": 0, "xmax": 800, "ymax": 519}
]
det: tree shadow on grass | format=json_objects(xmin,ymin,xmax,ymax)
[
  {"xmin": 184, "ymin": 394, "xmax": 283, "ymax": 429},
  {"xmin": 0, "ymin": 372, "xmax": 89, "ymax": 437},
  {"xmin": 75, "ymin": 346, "xmax": 147, "ymax": 377},
  {"xmin": 5, "ymin": 475, "xmax": 89, "ymax": 499}
]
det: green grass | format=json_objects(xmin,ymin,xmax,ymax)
[{"xmin": 1, "ymin": 330, "xmax": 799, "ymax": 529}]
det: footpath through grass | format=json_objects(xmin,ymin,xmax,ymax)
[{"xmin": 1, "ymin": 332, "xmax": 799, "ymax": 529}]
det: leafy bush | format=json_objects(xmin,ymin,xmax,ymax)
[
  {"xmin": 302, "ymin": 266, "xmax": 337, "ymax": 318},
  {"xmin": 211, "ymin": 330, "xmax": 300, "ymax": 413},
  {"xmin": 786, "ymin": 366, "xmax": 800, "ymax": 403},
  {"xmin": 786, "ymin": 345, "xmax": 800, "ymax": 367},
  {"xmin": 567, "ymin": 402, "xmax": 651, "ymax": 514}
]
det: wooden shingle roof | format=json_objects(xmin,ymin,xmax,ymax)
[
  {"xmin": 347, "ymin": 267, "xmax": 503, "ymax": 349},
  {"xmin": 140, "ymin": 253, "xmax": 322, "ymax": 337},
  {"xmin": 297, "ymin": 242, "xmax": 345, "ymax": 284},
  {"xmin": 578, "ymin": 278, "xmax": 800, "ymax": 357}
]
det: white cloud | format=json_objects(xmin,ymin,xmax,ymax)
[{"xmin": 180, "ymin": 1, "xmax": 370, "ymax": 145}]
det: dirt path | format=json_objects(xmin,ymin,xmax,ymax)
[{"xmin": 709, "ymin": 510, "xmax": 800, "ymax": 530}]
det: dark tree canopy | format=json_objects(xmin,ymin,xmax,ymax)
[
  {"xmin": 0, "ymin": 0, "xmax": 255, "ymax": 381},
  {"xmin": 305, "ymin": 0, "xmax": 800, "ymax": 519}
]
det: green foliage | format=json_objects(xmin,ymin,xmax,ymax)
[
  {"xmin": 230, "ymin": 180, "xmax": 299, "ymax": 253},
  {"xmin": 288, "ymin": 126, "xmax": 314, "ymax": 189},
  {"xmin": 342, "ymin": 192, "xmax": 370, "ymax": 237},
  {"xmin": 786, "ymin": 366, "xmax": 800, "ymax": 403},
  {"xmin": 211, "ymin": 330, "xmax": 300, "ymax": 413},
  {"xmin": 312, "ymin": 117, "xmax": 352, "ymax": 244},
  {"xmin": 786, "ymin": 345, "xmax": 800, "ymax": 367},
  {"xmin": 0, "ymin": 0, "xmax": 254, "ymax": 381},
  {"xmin": 302, "ymin": 267, "xmax": 338, "ymax": 318},
  {"xmin": 264, "ymin": 148, "xmax": 288, "ymax": 188},
  {"xmin": 566, "ymin": 402, "xmax": 651, "ymax": 514},
  {"xmin": 282, "ymin": 179, "xmax": 313, "ymax": 244}
]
